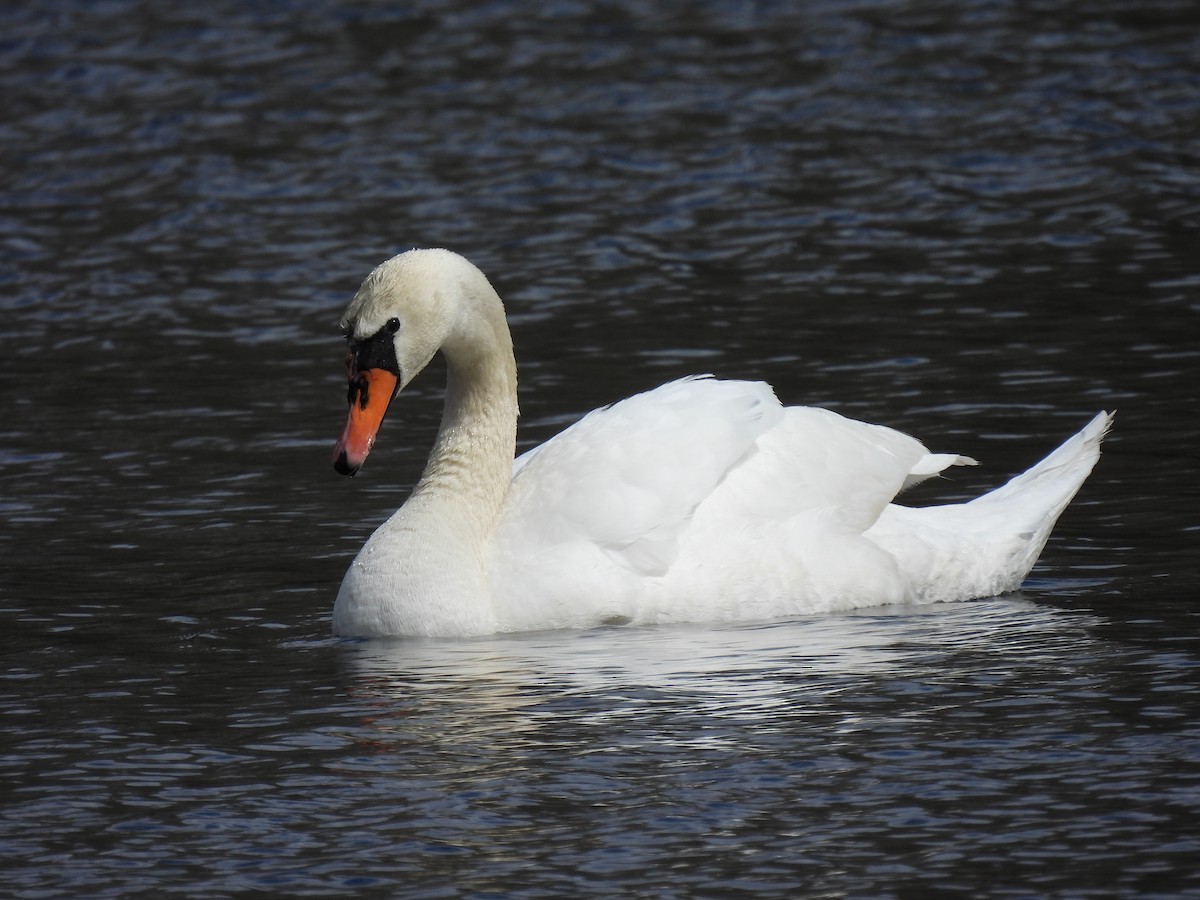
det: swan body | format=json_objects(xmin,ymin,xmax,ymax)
[{"xmin": 330, "ymin": 249, "xmax": 1111, "ymax": 638}]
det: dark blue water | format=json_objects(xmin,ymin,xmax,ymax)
[{"xmin": 3, "ymin": 1, "xmax": 1199, "ymax": 896}]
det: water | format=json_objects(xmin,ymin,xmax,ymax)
[{"xmin": 2, "ymin": 0, "xmax": 1199, "ymax": 896}]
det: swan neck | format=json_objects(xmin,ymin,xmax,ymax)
[{"xmin": 409, "ymin": 291, "xmax": 518, "ymax": 542}]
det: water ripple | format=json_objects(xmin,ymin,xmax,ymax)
[{"xmin": 2, "ymin": 0, "xmax": 1199, "ymax": 896}]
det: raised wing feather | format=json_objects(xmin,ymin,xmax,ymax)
[{"xmin": 701, "ymin": 406, "xmax": 974, "ymax": 537}]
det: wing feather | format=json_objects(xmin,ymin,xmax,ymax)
[{"xmin": 498, "ymin": 377, "xmax": 782, "ymax": 575}]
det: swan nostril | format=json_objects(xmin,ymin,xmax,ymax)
[{"xmin": 346, "ymin": 374, "xmax": 371, "ymax": 410}]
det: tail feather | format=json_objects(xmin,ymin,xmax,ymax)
[
  {"xmin": 866, "ymin": 412, "xmax": 1113, "ymax": 603},
  {"xmin": 972, "ymin": 410, "xmax": 1113, "ymax": 509}
]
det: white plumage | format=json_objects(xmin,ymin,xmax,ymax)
[{"xmin": 330, "ymin": 249, "xmax": 1111, "ymax": 638}]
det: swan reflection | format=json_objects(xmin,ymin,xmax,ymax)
[{"xmin": 339, "ymin": 598, "xmax": 1103, "ymax": 754}]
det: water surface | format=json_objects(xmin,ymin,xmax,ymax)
[{"xmin": 2, "ymin": 0, "xmax": 1199, "ymax": 896}]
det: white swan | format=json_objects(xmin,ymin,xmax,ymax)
[{"xmin": 330, "ymin": 249, "xmax": 1111, "ymax": 638}]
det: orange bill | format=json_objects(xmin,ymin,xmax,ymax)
[{"xmin": 333, "ymin": 368, "xmax": 399, "ymax": 476}]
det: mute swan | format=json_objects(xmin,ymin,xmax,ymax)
[{"xmin": 330, "ymin": 249, "xmax": 1111, "ymax": 638}]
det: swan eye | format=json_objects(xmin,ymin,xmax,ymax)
[{"xmin": 386, "ymin": 317, "xmax": 401, "ymax": 334}]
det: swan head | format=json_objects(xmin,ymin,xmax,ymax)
[{"xmin": 331, "ymin": 249, "xmax": 504, "ymax": 476}]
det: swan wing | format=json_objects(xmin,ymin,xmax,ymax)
[
  {"xmin": 497, "ymin": 376, "xmax": 782, "ymax": 576},
  {"xmin": 495, "ymin": 377, "xmax": 974, "ymax": 580},
  {"xmin": 736, "ymin": 406, "xmax": 976, "ymax": 534}
]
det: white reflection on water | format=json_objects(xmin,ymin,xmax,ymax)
[{"xmin": 340, "ymin": 597, "xmax": 1106, "ymax": 748}]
